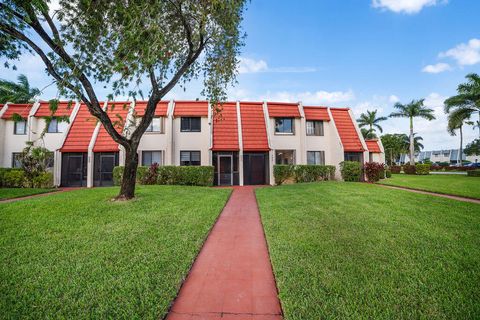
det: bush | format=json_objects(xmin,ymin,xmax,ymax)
[
  {"xmin": 136, "ymin": 166, "xmax": 149, "ymax": 184},
  {"xmin": 273, "ymin": 165, "xmax": 294, "ymax": 185},
  {"xmin": 403, "ymin": 164, "xmax": 416, "ymax": 175},
  {"xmin": 415, "ymin": 164, "xmax": 430, "ymax": 175},
  {"xmin": 364, "ymin": 162, "xmax": 385, "ymax": 182},
  {"xmin": 142, "ymin": 164, "xmax": 159, "ymax": 185},
  {"xmin": 340, "ymin": 161, "xmax": 362, "ymax": 182},
  {"xmin": 157, "ymin": 166, "xmax": 214, "ymax": 186},
  {"xmin": 0, "ymin": 168, "xmax": 19, "ymax": 187},
  {"xmin": 3, "ymin": 169, "xmax": 25, "ymax": 187},
  {"xmin": 32, "ymin": 172, "xmax": 54, "ymax": 188},
  {"xmin": 467, "ymin": 170, "xmax": 480, "ymax": 177},
  {"xmin": 390, "ymin": 165, "xmax": 401, "ymax": 174},
  {"xmin": 385, "ymin": 169, "xmax": 392, "ymax": 178},
  {"xmin": 113, "ymin": 166, "xmax": 123, "ymax": 186},
  {"xmin": 293, "ymin": 165, "xmax": 336, "ymax": 183}
]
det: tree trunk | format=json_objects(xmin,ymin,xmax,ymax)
[
  {"xmin": 117, "ymin": 146, "xmax": 139, "ymax": 200},
  {"xmin": 409, "ymin": 117, "xmax": 414, "ymax": 165},
  {"xmin": 459, "ymin": 125, "xmax": 463, "ymax": 166}
]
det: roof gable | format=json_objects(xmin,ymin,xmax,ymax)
[
  {"xmin": 267, "ymin": 103, "xmax": 300, "ymax": 118},
  {"xmin": 330, "ymin": 108, "xmax": 364, "ymax": 152},
  {"xmin": 365, "ymin": 139, "xmax": 382, "ymax": 153},
  {"xmin": 1, "ymin": 103, "xmax": 33, "ymax": 119},
  {"xmin": 60, "ymin": 104, "xmax": 98, "ymax": 152},
  {"xmin": 34, "ymin": 101, "xmax": 75, "ymax": 117},
  {"xmin": 174, "ymin": 101, "xmax": 209, "ymax": 117},
  {"xmin": 240, "ymin": 102, "xmax": 269, "ymax": 151},
  {"xmin": 303, "ymin": 106, "xmax": 330, "ymax": 121},
  {"xmin": 212, "ymin": 103, "xmax": 239, "ymax": 151}
]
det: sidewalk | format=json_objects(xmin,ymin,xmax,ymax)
[{"xmin": 167, "ymin": 186, "xmax": 282, "ymax": 320}]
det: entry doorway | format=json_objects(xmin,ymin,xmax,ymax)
[
  {"xmin": 243, "ymin": 152, "xmax": 268, "ymax": 185},
  {"xmin": 94, "ymin": 152, "xmax": 119, "ymax": 187},
  {"xmin": 61, "ymin": 152, "xmax": 88, "ymax": 187},
  {"xmin": 218, "ymin": 154, "xmax": 233, "ymax": 186}
]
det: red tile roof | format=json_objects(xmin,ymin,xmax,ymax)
[
  {"xmin": 330, "ymin": 108, "xmax": 365, "ymax": 152},
  {"xmin": 134, "ymin": 101, "xmax": 168, "ymax": 117},
  {"xmin": 174, "ymin": 101, "xmax": 209, "ymax": 117},
  {"xmin": 366, "ymin": 139, "xmax": 382, "ymax": 153},
  {"xmin": 34, "ymin": 101, "xmax": 75, "ymax": 117},
  {"xmin": 240, "ymin": 102, "xmax": 269, "ymax": 151},
  {"xmin": 93, "ymin": 102, "xmax": 130, "ymax": 152},
  {"xmin": 303, "ymin": 106, "xmax": 330, "ymax": 121},
  {"xmin": 212, "ymin": 103, "xmax": 239, "ymax": 151},
  {"xmin": 267, "ymin": 102, "xmax": 301, "ymax": 118},
  {"xmin": 1, "ymin": 103, "xmax": 33, "ymax": 119},
  {"xmin": 60, "ymin": 104, "xmax": 98, "ymax": 152}
]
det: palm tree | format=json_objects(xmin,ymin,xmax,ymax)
[
  {"xmin": 389, "ymin": 99, "xmax": 435, "ymax": 165},
  {"xmin": 357, "ymin": 110, "xmax": 388, "ymax": 137},
  {"xmin": 401, "ymin": 133, "xmax": 424, "ymax": 152},
  {"xmin": 444, "ymin": 73, "xmax": 480, "ymax": 138},
  {"xmin": 360, "ymin": 127, "xmax": 376, "ymax": 139},
  {"xmin": 447, "ymin": 109, "xmax": 470, "ymax": 165},
  {"xmin": 0, "ymin": 74, "xmax": 40, "ymax": 104}
]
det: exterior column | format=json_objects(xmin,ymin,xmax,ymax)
[
  {"xmin": 167, "ymin": 100, "xmax": 175, "ymax": 165},
  {"xmin": 236, "ymin": 101, "xmax": 244, "ymax": 186},
  {"xmin": 87, "ymin": 101, "xmax": 107, "ymax": 188},
  {"xmin": 262, "ymin": 101, "xmax": 274, "ymax": 185},
  {"xmin": 298, "ymin": 101, "xmax": 307, "ymax": 164}
]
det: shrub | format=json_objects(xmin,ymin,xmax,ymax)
[
  {"xmin": 340, "ymin": 161, "xmax": 362, "ymax": 182},
  {"xmin": 113, "ymin": 166, "xmax": 149, "ymax": 186},
  {"xmin": 157, "ymin": 166, "xmax": 214, "ymax": 186},
  {"xmin": 0, "ymin": 168, "xmax": 19, "ymax": 187},
  {"xmin": 467, "ymin": 169, "xmax": 480, "ymax": 177},
  {"xmin": 403, "ymin": 164, "xmax": 416, "ymax": 175},
  {"xmin": 390, "ymin": 165, "xmax": 401, "ymax": 174},
  {"xmin": 415, "ymin": 164, "xmax": 430, "ymax": 175},
  {"xmin": 364, "ymin": 162, "xmax": 385, "ymax": 182},
  {"xmin": 3, "ymin": 169, "xmax": 25, "ymax": 187},
  {"xmin": 385, "ymin": 169, "xmax": 392, "ymax": 178},
  {"xmin": 142, "ymin": 164, "xmax": 159, "ymax": 185},
  {"xmin": 293, "ymin": 165, "xmax": 336, "ymax": 183},
  {"xmin": 273, "ymin": 165, "xmax": 294, "ymax": 185},
  {"xmin": 136, "ymin": 166, "xmax": 149, "ymax": 184},
  {"xmin": 32, "ymin": 172, "xmax": 54, "ymax": 188}
]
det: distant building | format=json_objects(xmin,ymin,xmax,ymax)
[{"xmin": 397, "ymin": 149, "xmax": 478, "ymax": 164}]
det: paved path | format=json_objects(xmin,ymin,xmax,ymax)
[
  {"xmin": 377, "ymin": 184, "xmax": 480, "ymax": 204},
  {"xmin": 167, "ymin": 186, "xmax": 282, "ymax": 320}
]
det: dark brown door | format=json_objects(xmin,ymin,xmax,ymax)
[{"xmin": 243, "ymin": 153, "xmax": 267, "ymax": 185}]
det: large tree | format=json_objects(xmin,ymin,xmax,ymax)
[
  {"xmin": 389, "ymin": 99, "xmax": 435, "ymax": 165},
  {"xmin": 0, "ymin": 74, "xmax": 40, "ymax": 103},
  {"xmin": 444, "ymin": 73, "xmax": 480, "ymax": 138},
  {"xmin": 357, "ymin": 109, "xmax": 387, "ymax": 138},
  {"xmin": 0, "ymin": 0, "xmax": 246, "ymax": 199},
  {"xmin": 380, "ymin": 133, "xmax": 408, "ymax": 166},
  {"xmin": 464, "ymin": 139, "xmax": 480, "ymax": 156},
  {"xmin": 447, "ymin": 110, "xmax": 469, "ymax": 165}
]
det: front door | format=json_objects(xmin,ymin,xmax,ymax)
[
  {"xmin": 218, "ymin": 155, "xmax": 233, "ymax": 186},
  {"xmin": 98, "ymin": 154, "xmax": 115, "ymax": 186},
  {"xmin": 243, "ymin": 153, "xmax": 267, "ymax": 185},
  {"xmin": 61, "ymin": 153, "xmax": 87, "ymax": 187}
]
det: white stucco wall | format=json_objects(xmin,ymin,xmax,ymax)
[
  {"xmin": 269, "ymin": 117, "xmax": 303, "ymax": 164},
  {"xmin": 137, "ymin": 116, "xmax": 170, "ymax": 166},
  {"xmin": 171, "ymin": 117, "xmax": 211, "ymax": 166},
  {"xmin": 1, "ymin": 120, "xmax": 29, "ymax": 167}
]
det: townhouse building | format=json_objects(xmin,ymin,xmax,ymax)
[{"xmin": 0, "ymin": 100, "xmax": 385, "ymax": 187}]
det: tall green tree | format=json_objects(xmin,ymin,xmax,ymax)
[
  {"xmin": 464, "ymin": 139, "xmax": 480, "ymax": 156},
  {"xmin": 444, "ymin": 73, "xmax": 480, "ymax": 138},
  {"xmin": 0, "ymin": 74, "xmax": 40, "ymax": 103},
  {"xmin": 447, "ymin": 110, "xmax": 469, "ymax": 165},
  {"xmin": 357, "ymin": 109, "xmax": 387, "ymax": 138},
  {"xmin": 389, "ymin": 99, "xmax": 435, "ymax": 165},
  {"xmin": 380, "ymin": 133, "xmax": 408, "ymax": 165},
  {"xmin": 0, "ymin": 0, "xmax": 247, "ymax": 199},
  {"xmin": 400, "ymin": 133, "xmax": 423, "ymax": 153}
]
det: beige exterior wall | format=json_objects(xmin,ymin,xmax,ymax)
[
  {"xmin": 137, "ymin": 117, "xmax": 170, "ymax": 166},
  {"xmin": 1, "ymin": 120, "xmax": 30, "ymax": 167},
  {"xmin": 171, "ymin": 117, "xmax": 211, "ymax": 166}
]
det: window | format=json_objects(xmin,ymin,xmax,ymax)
[
  {"xmin": 45, "ymin": 152, "xmax": 55, "ymax": 168},
  {"xmin": 275, "ymin": 150, "xmax": 295, "ymax": 165},
  {"xmin": 307, "ymin": 151, "xmax": 325, "ymax": 165},
  {"xmin": 142, "ymin": 151, "xmax": 162, "ymax": 166},
  {"xmin": 146, "ymin": 117, "xmax": 162, "ymax": 132},
  {"xmin": 12, "ymin": 153, "xmax": 22, "ymax": 168},
  {"xmin": 274, "ymin": 118, "xmax": 294, "ymax": 134},
  {"xmin": 47, "ymin": 118, "xmax": 68, "ymax": 133},
  {"xmin": 306, "ymin": 120, "xmax": 324, "ymax": 136},
  {"xmin": 344, "ymin": 152, "xmax": 362, "ymax": 162},
  {"xmin": 180, "ymin": 151, "xmax": 201, "ymax": 166},
  {"xmin": 181, "ymin": 117, "xmax": 201, "ymax": 132},
  {"xmin": 14, "ymin": 120, "xmax": 26, "ymax": 135}
]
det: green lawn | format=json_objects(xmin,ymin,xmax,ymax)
[
  {"xmin": 0, "ymin": 185, "xmax": 230, "ymax": 319},
  {"xmin": 256, "ymin": 182, "xmax": 480, "ymax": 320},
  {"xmin": 378, "ymin": 173, "xmax": 480, "ymax": 199},
  {"xmin": 0, "ymin": 188, "xmax": 55, "ymax": 200}
]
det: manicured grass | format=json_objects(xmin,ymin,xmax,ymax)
[
  {"xmin": 0, "ymin": 188, "xmax": 55, "ymax": 200},
  {"xmin": 378, "ymin": 173, "xmax": 480, "ymax": 199},
  {"xmin": 0, "ymin": 185, "xmax": 230, "ymax": 319},
  {"xmin": 256, "ymin": 182, "xmax": 480, "ymax": 319}
]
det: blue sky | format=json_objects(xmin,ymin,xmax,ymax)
[{"xmin": 1, "ymin": 0, "xmax": 479, "ymax": 149}]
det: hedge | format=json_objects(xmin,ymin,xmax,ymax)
[
  {"xmin": 385, "ymin": 169, "xmax": 392, "ymax": 178},
  {"xmin": 2, "ymin": 169, "xmax": 25, "ymax": 187},
  {"xmin": 467, "ymin": 170, "xmax": 480, "ymax": 177},
  {"xmin": 415, "ymin": 164, "xmax": 430, "ymax": 175},
  {"xmin": 273, "ymin": 165, "xmax": 294, "ymax": 185},
  {"xmin": 403, "ymin": 164, "xmax": 416, "ymax": 175},
  {"xmin": 340, "ymin": 161, "xmax": 362, "ymax": 182},
  {"xmin": 390, "ymin": 165, "xmax": 401, "ymax": 174},
  {"xmin": 113, "ymin": 165, "xmax": 214, "ymax": 187},
  {"xmin": 273, "ymin": 164, "xmax": 336, "ymax": 185},
  {"xmin": 364, "ymin": 162, "xmax": 385, "ymax": 182}
]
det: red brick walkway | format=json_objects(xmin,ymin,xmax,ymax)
[{"xmin": 167, "ymin": 186, "xmax": 282, "ymax": 320}]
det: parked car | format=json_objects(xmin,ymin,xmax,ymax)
[{"xmin": 466, "ymin": 162, "xmax": 480, "ymax": 168}]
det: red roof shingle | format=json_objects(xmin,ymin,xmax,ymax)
[
  {"xmin": 267, "ymin": 103, "xmax": 300, "ymax": 118},
  {"xmin": 330, "ymin": 108, "xmax": 364, "ymax": 152},
  {"xmin": 212, "ymin": 103, "xmax": 239, "ymax": 151},
  {"xmin": 93, "ymin": 102, "xmax": 130, "ymax": 152},
  {"xmin": 366, "ymin": 139, "xmax": 382, "ymax": 153},
  {"xmin": 60, "ymin": 104, "xmax": 98, "ymax": 152},
  {"xmin": 34, "ymin": 101, "xmax": 75, "ymax": 117},
  {"xmin": 134, "ymin": 101, "xmax": 168, "ymax": 117},
  {"xmin": 240, "ymin": 102, "xmax": 269, "ymax": 152},
  {"xmin": 1, "ymin": 103, "xmax": 33, "ymax": 119},
  {"xmin": 303, "ymin": 106, "xmax": 330, "ymax": 121},
  {"xmin": 174, "ymin": 101, "xmax": 209, "ymax": 117}
]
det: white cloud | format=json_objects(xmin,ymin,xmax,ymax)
[
  {"xmin": 439, "ymin": 38, "xmax": 480, "ymax": 66},
  {"xmin": 421, "ymin": 62, "xmax": 452, "ymax": 73},
  {"xmin": 259, "ymin": 89, "xmax": 355, "ymax": 105},
  {"xmin": 389, "ymin": 95, "xmax": 400, "ymax": 103},
  {"xmin": 238, "ymin": 57, "xmax": 316, "ymax": 74},
  {"xmin": 372, "ymin": 0, "xmax": 445, "ymax": 14}
]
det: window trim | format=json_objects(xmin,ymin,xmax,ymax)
[
  {"xmin": 141, "ymin": 150, "xmax": 163, "ymax": 166},
  {"xmin": 307, "ymin": 151, "xmax": 326, "ymax": 165},
  {"xmin": 274, "ymin": 118, "xmax": 295, "ymax": 135},
  {"xmin": 14, "ymin": 120, "xmax": 27, "ymax": 135},
  {"xmin": 180, "ymin": 117, "xmax": 201, "ymax": 132},
  {"xmin": 180, "ymin": 150, "xmax": 201, "ymax": 166},
  {"xmin": 306, "ymin": 120, "xmax": 324, "ymax": 136},
  {"xmin": 275, "ymin": 149, "xmax": 296, "ymax": 165},
  {"xmin": 145, "ymin": 117, "xmax": 164, "ymax": 133},
  {"xmin": 11, "ymin": 152, "xmax": 22, "ymax": 168}
]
